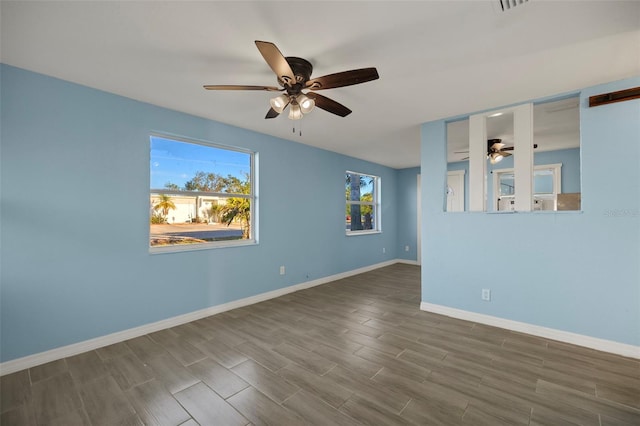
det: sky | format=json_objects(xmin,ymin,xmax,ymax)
[
  {"xmin": 151, "ymin": 135, "xmax": 374, "ymax": 197},
  {"xmin": 150, "ymin": 136, "xmax": 251, "ymax": 189}
]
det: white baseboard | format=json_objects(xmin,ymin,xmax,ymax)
[
  {"xmin": 395, "ymin": 259, "xmax": 419, "ymax": 266},
  {"xmin": 0, "ymin": 259, "xmax": 401, "ymax": 375},
  {"xmin": 420, "ymin": 302, "xmax": 640, "ymax": 360}
]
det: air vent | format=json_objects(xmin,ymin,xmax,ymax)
[{"xmin": 499, "ymin": 0, "xmax": 529, "ymax": 11}]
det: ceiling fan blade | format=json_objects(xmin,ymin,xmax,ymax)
[
  {"xmin": 306, "ymin": 92, "xmax": 352, "ymax": 117},
  {"xmin": 500, "ymin": 143, "xmax": 538, "ymax": 151},
  {"xmin": 306, "ymin": 68, "xmax": 379, "ymax": 90},
  {"xmin": 255, "ymin": 41, "xmax": 296, "ymax": 86},
  {"xmin": 203, "ymin": 85, "xmax": 282, "ymax": 91},
  {"xmin": 265, "ymin": 107, "xmax": 280, "ymax": 119},
  {"xmin": 499, "ymin": 151, "xmax": 513, "ymax": 157}
]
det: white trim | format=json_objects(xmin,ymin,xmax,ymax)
[
  {"xmin": 446, "ymin": 170, "xmax": 465, "ymax": 212},
  {"xmin": 420, "ymin": 302, "xmax": 640, "ymax": 359},
  {"xmin": 345, "ymin": 230, "xmax": 382, "ymax": 237},
  {"xmin": 0, "ymin": 260, "xmax": 400, "ymax": 375},
  {"xmin": 416, "ymin": 174, "xmax": 421, "ymax": 266},
  {"xmin": 396, "ymin": 259, "xmax": 419, "ymax": 266},
  {"xmin": 345, "ymin": 171, "xmax": 381, "ymax": 234},
  {"xmin": 150, "ymin": 238, "xmax": 257, "ymax": 254}
]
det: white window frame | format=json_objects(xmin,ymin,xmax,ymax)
[
  {"xmin": 346, "ymin": 171, "xmax": 381, "ymax": 235},
  {"xmin": 149, "ymin": 134, "xmax": 257, "ymax": 253}
]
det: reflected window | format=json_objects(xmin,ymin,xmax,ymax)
[
  {"xmin": 499, "ymin": 172, "xmax": 515, "ymax": 196},
  {"xmin": 494, "ymin": 164, "xmax": 562, "ymax": 211}
]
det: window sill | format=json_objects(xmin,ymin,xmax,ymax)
[
  {"xmin": 445, "ymin": 210, "xmax": 584, "ymax": 214},
  {"xmin": 346, "ymin": 230, "xmax": 382, "ymax": 237},
  {"xmin": 150, "ymin": 239, "xmax": 257, "ymax": 254},
  {"xmin": 484, "ymin": 210, "xmax": 584, "ymax": 214}
]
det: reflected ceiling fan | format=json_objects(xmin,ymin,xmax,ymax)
[
  {"xmin": 458, "ymin": 139, "xmax": 538, "ymax": 164},
  {"xmin": 204, "ymin": 40, "xmax": 379, "ymax": 120},
  {"xmin": 487, "ymin": 139, "xmax": 513, "ymax": 164}
]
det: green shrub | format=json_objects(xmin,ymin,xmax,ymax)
[{"xmin": 150, "ymin": 213, "xmax": 167, "ymax": 224}]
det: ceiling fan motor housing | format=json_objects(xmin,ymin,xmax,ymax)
[
  {"xmin": 280, "ymin": 57, "xmax": 313, "ymax": 94},
  {"xmin": 488, "ymin": 139, "xmax": 502, "ymax": 151}
]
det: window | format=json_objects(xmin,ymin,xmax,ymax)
[
  {"xmin": 346, "ymin": 171, "xmax": 380, "ymax": 234},
  {"xmin": 150, "ymin": 135, "xmax": 256, "ymax": 251}
]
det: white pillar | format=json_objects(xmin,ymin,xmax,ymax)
[
  {"xmin": 513, "ymin": 103, "xmax": 533, "ymax": 212},
  {"xmin": 469, "ymin": 114, "xmax": 487, "ymax": 211}
]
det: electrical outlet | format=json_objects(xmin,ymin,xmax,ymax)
[
  {"xmin": 405, "ymin": 245, "xmax": 410, "ymax": 252},
  {"xmin": 482, "ymin": 289, "xmax": 491, "ymax": 301},
  {"xmin": 382, "ymin": 247, "xmax": 386, "ymax": 254},
  {"xmin": 279, "ymin": 266, "xmax": 285, "ymax": 275}
]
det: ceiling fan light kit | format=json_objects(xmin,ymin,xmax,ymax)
[
  {"xmin": 204, "ymin": 40, "xmax": 379, "ymax": 120},
  {"xmin": 269, "ymin": 93, "xmax": 289, "ymax": 113},
  {"xmin": 297, "ymin": 94, "xmax": 315, "ymax": 114},
  {"xmin": 288, "ymin": 100, "xmax": 303, "ymax": 120},
  {"xmin": 489, "ymin": 152, "xmax": 505, "ymax": 164}
]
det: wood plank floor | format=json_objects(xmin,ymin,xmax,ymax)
[{"xmin": 1, "ymin": 264, "xmax": 639, "ymax": 425}]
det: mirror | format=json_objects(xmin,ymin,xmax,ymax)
[{"xmin": 446, "ymin": 96, "xmax": 581, "ymax": 212}]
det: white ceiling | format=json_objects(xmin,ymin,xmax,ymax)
[{"xmin": 2, "ymin": 1, "xmax": 639, "ymax": 169}]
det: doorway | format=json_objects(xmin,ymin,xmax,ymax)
[{"xmin": 446, "ymin": 170, "xmax": 465, "ymax": 212}]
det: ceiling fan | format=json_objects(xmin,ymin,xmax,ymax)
[
  {"xmin": 203, "ymin": 40, "xmax": 379, "ymax": 120},
  {"xmin": 487, "ymin": 139, "xmax": 512, "ymax": 164},
  {"xmin": 458, "ymin": 139, "xmax": 538, "ymax": 164}
]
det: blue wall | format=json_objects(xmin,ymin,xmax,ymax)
[
  {"xmin": 0, "ymin": 65, "xmax": 401, "ymax": 362},
  {"xmin": 448, "ymin": 147, "xmax": 581, "ymax": 212},
  {"xmin": 396, "ymin": 167, "xmax": 420, "ymax": 261},
  {"xmin": 422, "ymin": 77, "xmax": 640, "ymax": 346}
]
